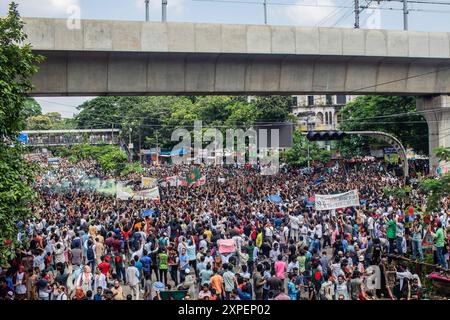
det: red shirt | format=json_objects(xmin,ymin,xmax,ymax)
[
  {"xmin": 112, "ymin": 239, "xmax": 122, "ymax": 253},
  {"xmin": 121, "ymin": 229, "xmax": 132, "ymax": 241},
  {"xmin": 98, "ymin": 262, "xmax": 110, "ymax": 275}
]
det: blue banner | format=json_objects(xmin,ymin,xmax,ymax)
[
  {"xmin": 267, "ymin": 194, "xmax": 282, "ymax": 204},
  {"xmin": 18, "ymin": 133, "xmax": 28, "ymax": 145}
]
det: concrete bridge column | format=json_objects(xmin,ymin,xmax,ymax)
[{"xmin": 416, "ymin": 95, "xmax": 450, "ymax": 173}]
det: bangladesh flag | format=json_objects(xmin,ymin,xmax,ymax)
[
  {"xmin": 244, "ymin": 181, "xmax": 253, "ymax": 194},
  {"xmin": 158, "ymin": 176, "xmax": 167, "ymax": 183},
  {"xmin": 186, "ymin": 166, "xmax": 200, "ymax": 185}
]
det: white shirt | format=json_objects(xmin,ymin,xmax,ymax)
[
  {"xmin": 94, "ymin": 273, "xmax": 107, "ymax": 290},
  {"xmin": 368, "ymin": 217, "xmax": 374, "ymax": 230},
  {"xmin": 316, "ymin": 225, "xmax": 323, "ymax": 239},
  {"xmin": 289, "ymin": 215, "xmax": 300, "ymax": 230},
  {"xmin": 126, "ymin": 266, "xmax": 140, "ymax": 286}
]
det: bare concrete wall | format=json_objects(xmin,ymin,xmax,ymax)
[
  {"xmin": 30, "ymin": 51, "xmax": 450, "ymax": 96},
  {"xmin": 23, "ymin": 18, "xmax": 450, "ymax": 59}
]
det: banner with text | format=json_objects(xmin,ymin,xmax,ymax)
[
  {"xmin": 141, "ymin": 177, "xmax": 158, "ymax": 189},
  {"xmin": 315, "ymin": 190, "xmax": 360, "ymax": 211}
]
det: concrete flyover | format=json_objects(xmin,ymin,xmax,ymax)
[
  {"xmin": 24, "ymin": 18, "xmax": 450, "ymax": 169},
  {"xmin": 25, "ymin": 18, "xmax": 450, "ymax": 96}
]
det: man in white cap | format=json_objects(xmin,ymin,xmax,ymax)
[{"xmin": 181, "ymin": 268, "xmax": 196, "ymax": 299}]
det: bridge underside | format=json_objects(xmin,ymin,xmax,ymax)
[{"xmin": 30, "ymin": 51, "xmax": 450, "ymax": 96}]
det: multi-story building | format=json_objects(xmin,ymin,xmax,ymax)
[{"xmin": 292, "ymin": 95, "xmax": 358, "ymax": 131}]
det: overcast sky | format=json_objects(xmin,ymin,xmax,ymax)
[{"xmin": 2, "ymin": 0, "xmax": 450, "ymax": 118}]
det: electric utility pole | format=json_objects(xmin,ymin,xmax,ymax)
[
  {"xmin": 145, "ymin": 0, "xmax": 149, "ymax": 21},
  {"xmin": 263, "ymin": 0, "xmax": 268, "ymax": 25},
  {"xmin": 128, "ymin": 127, "xmax": 133, "ymax": 162},
  {"xmin": 354, "ymin": 0, "xmax": 360, "ymax": 28},
  {"xmin": 162, "ymin": 0, "xmax": 167, "ymax": 22},
  {"xmin": 403, "ymin": 0, "xmax": 408, "ymax": 30}
]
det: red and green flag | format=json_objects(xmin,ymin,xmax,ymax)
[
  {"xmin": 244, "ymin": 181, "xmax": 253, "ymax": 194},
  {"xmin": 186, "ymin": 166, "xmax": 200, "ymax": 185}
]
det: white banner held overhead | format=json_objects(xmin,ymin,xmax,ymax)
[
  {"xmin": 133, "ymin": 187, "xmax": 160, "ymax": 201},
  {"xmin": 315, "ymin": 190, "xmax": 360, "ymax": 211}
]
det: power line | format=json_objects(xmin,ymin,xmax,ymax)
[
  {"xmin": 317, "ymin": 0, "xmax": 353, "ymax": 26},
  {"xmin": 192, "ymin": 0, "xmax": 354, "ymax": 8},
  {"xmin": 332, "ymin": 6, "xmax": 356, "ymax": 27},
  {"xmin": 191, "ymin": 0, "xmax": 450, "ymax": 27}
]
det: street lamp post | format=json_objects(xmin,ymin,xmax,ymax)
[
  {"xmin": 128, "ymin": 127, "xmax": 133, "ymax": 162},
  {"xmin": 306, "ymin": 116, "xmax": 312, "ymax": 168},
  {"xmin": 298, "ymin": 111, "xmax": 315, "ymax": 168}
]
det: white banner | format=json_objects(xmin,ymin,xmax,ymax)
[
  {"xmin": 117, "ymin": 183, "xmax": 160, "ymax": 201},
  {"xmin": 133, "ymin": 187, "xmax": 160, "ymax": 201},
  {"xmin": 315, "ymin": 190, "xmax": 360, "ymax": 211}
]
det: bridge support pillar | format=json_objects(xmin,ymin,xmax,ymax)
[{"xmin": 416, "ymin": 95, "xmax": 450, "ymax": 173}]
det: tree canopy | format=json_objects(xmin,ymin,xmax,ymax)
[
  {"xmin": 419, "ymin": 147, "xmax": 450, "ymax": 213},
  {"xmin": 338, "ymin": 96, "xmax": 428, "ymax": 156},
  {"xmin": 0, "ymin": 2, "xmax": 42, "ymax": 266},
  {"xmin": 282, "ymin": 130, "xmax": 331, "ymax": 166},
  {"xmin": 26, "ymin": 111, "xmax": 75, "ymax": 130},
  {"xmin": 22, "ymin": 98, "xmax": 42, "ymax": 119},
  {"xmin": 74, "ymin": 95, "xmax": 295, "ymax": 150}
]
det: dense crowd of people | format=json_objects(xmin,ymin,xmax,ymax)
[{"xmin": 0, "ymin": 156, "xmax": 449, "ymax": 301}]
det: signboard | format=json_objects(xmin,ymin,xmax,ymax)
[
  {"xmin": 142, "ymin": 148, "xmax": 160, "ymax": 155},
  {"xmin": 384, "ymin": 147, "xmax": 397, "ymax": 154},
  {"xmin": 315, "ymin": 190, "xmax": 360, "ymax": 211},
  {"xmin": 47, "ymin": 157, "xmax": 60, "ymax": 164},
  {"xmin": 254, "ymin": 123, "xmax": 293, "ymax": 148},
  {"xmin": 384, "ymin": 153, "xmax": 399, "ymax": 164},
  {"xmin": 141, "ymin": 177, "xmax": 157, "ymax": 189}
]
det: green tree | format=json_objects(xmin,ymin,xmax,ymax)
[
  {"xmin": 75, "ymin": 96, "xmax": 125, "ymax": 129},
  {"xmin": 98, "ymin": 148, "xmax": 128, "ymax": 175},
  {"xmin": 53, "ymin": 144, "xmax": 130, "ymax": 176},
  {"xmin": 338, "ymin": 96, "xmax": 428, "ymax": 156},
  {"xmin": 0, "ymin": 2, "xmax": 43, "ymax": 266},
  {"xmin": 26, "ymin": 115, "xmax": 53, "ymax": 130},
  {"xmin": 22, "ymin": 98, "xmax": 42, "ymax": 119},
  {"xmin": 419, "ymin": 147, "xmax": 450, "ymax": 213},
  {"xmin": 51, "ymin": 118, "xmax": 77, "ymax": 130},
  {"xmin": 282, "ymin": 131, "xmax": 331, "ymax": 166},
  {"xmin": 383, "ymin": 186, "xmax": 413, "ymax": 205},
  {"xmin": 74, "ymin": 95, "xmax": 297, "ymax": 152},
  {"xmin": 250, "ymin": 96, "xmax": 294, "ymax": 123},
  {"xmin": 45, "ymin": 111, "xmax": 62, "ymax": 124}
]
